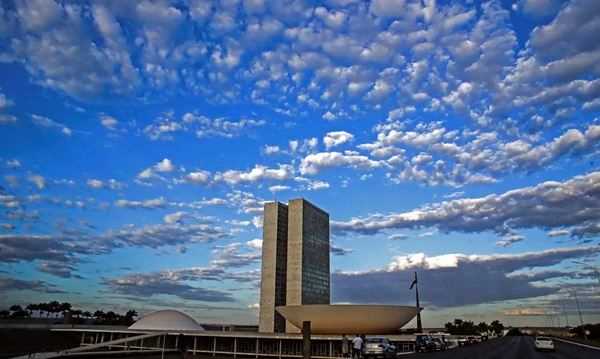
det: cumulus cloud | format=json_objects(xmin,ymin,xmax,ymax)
[
  {"xmin": 86, "ymin": 178, "xmax": 124, "ymax": 190},
  {"xmin": 210, "ymin": 242, "xmax": 261, "ymax": 268},
  {"xmin": 143, "ymin": 113, "xmax": 266, "ymax": 141},
  {"xmin": 0, "ymin": 218, "xmax": 231, "ymax": 275},
  {"xmin": 333, "ymin": 171, "xmax": 600, "ymax": 239},
  {"xmin": 115, "ymin": 197, "xmax": 167, "ymax": 209},
  {"xmin": 100, "ymin": 115, "xmax": 118, "ymax": 130},
  {"xmin": 246, "ymin": 238, "xmax": 262, "ymax": 250},
  {"xmin": 27, "ymin": 174, "xmax": 46, "ymax": 190},
  {"xmin": 185, "ymin": 170, "xmax": 211, "ymax": 184},
  {"xmin": 163, "ymin": 211, "xmax": 186, "ymax": 224},
  {"xmin": 263, "ymin": 145, "xmax": 281, "ymax": 155},
  {"xmin": 269, "ymin": 185, "xmax": 290, "ymax": 193},
  {"xmin": 137, "ymin": 158, "xmax": 177, "ymax": 181},
  {"xmin": 333, "ymin": 245, "xmax": 600, "ymax": 307},
  {"xmin": 300, "ymin": 152, "xmax": 385, "ymax": 175},
  {"xmin": 215, "ymin": 164, "xmax": 294, "ymax": 185},
  {"xmin": 323, "ymin": 131, "xmax": 354, "ymax": 149}
]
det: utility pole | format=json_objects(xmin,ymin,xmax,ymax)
[
  {"xmin": 574, "ymin": 291, "xmax": 584, "ymax": 326},
  {"xmin": 573, "ymin": 291, "xmax": 587, "ymax": 340},
  {"xmin": 411, "ymin": 271, "xmax": 423, "ymax": 333},
  {"xmin": 561, "ymin": 300, "xmax": 569, "ymax": 327}
]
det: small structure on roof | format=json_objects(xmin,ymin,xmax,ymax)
[{"xmin": 128, "ymin": 309, "xmax": 204, "ymax": 332}]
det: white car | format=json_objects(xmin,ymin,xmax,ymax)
[{"xmin": 534, "ymin": 336, "xmax": 555, "ymax": 351}]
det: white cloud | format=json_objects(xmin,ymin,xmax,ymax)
[
  {"xmin": 0, "ymin": 115, "xmax": 17, "ymax": 124},
  {"xmin": 5, "ymin": 159, "xmax": 21, "ymax": 169},
  {"xmin": 300, "ymin": 152, "xmax": 385, "ymax": 175},
  {"xmin": 87, "ymin": 178, "xmax": 124, "ymax": 190},
  {"xmin": 154, "ymin": 158, "xmax": 175, "ymax": 173},
  {"xmin": 215, "ymin": 164, "xmax": 294, "ymax": 185},
  {"xmin": 115, "ymin": 197, "xmax": 167, "ymax": 209},
  {"xmin": 164, "ymin": 211, "xmax": 186, "ymax": 224},
  {"xmin": 269, "ymin": 185, "xmax": 290, "ymax": 193},
  {"xmin": 333, "ymin": 171, "xmax": 600, "ymax": 239},
  {"xmin": 137, "ymin": 158, "xmax": 177, "ymax": 181},
  {"xmin": 27, "ymin": 174, "xmax": 46, "ymax": 190},
  {"xmin": 246, "ymin": 238, "xmax": 263, "ymax": 250},
  {"xmin": 185, "ymin": 170, "xmax": 211, "ymax": 184},
  {"xmin": 31, "ymin": 114, "xmax": 72, "ymax": 136},
  {"xmin": 86, "ymin": 179, "xmax": 104, "ymax": 189},
  {"xmin": 263, "ymin": 145, "xmax": 281, "ymax": 155},
  {"xmin": 100, "ymin": 115, "xmax": 118, "ymax": 130},
  {"xmin": 323, "ymin": 131, "xmax": 354, "ymax": 149},
  {"xmin": 0, "ymin": 92, "xmax": 14, "ymax": 109}
]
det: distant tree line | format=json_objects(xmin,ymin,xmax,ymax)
[
  {"xmin": 444, "ymin": 318, "xmax": 505, "ymax": 335},
  {"xmin": 0, "ymin": 301, "xmax": 138, "ymax": 325}
]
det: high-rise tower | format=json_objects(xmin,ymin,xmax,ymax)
[
  {"xmin": 285, "ymin": 199, "xmax": 330, "ymax": 332},
  {"xmin": 258, "ymin": 202, "xmax": 289, "ymax": 333},
  {"xmin": 258, "ymin": 198, "xmax": 330, "ymax": 333}
]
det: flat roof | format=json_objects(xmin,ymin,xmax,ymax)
[{"xmin": 52, "ymin": 328, "xmax": 418, "ymax": 341}]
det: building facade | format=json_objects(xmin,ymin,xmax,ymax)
[
  {"xmin": 259, "ymin": 198, "xmax": 330, "ymax": 333},
  {"xmin": 258, "ymin": 202, "xmax": 289, "ymax": 333}
]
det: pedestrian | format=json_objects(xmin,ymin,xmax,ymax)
[
  {"xmin": 342, "ymin": 334, "xmax": 349, "ymax": 358},
  {"xmin": 352, "ymin": 334, "xmax": 363, "ymax": 359},
  {"xmin": 360, "ymin": 334, "xmax": 366, "ymax": 358}
]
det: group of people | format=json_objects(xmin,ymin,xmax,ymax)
[{"xmin": 341, "ymin": 334, "xmax": 366, "ymax": 359}]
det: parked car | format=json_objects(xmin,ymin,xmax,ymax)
[
  {"xmin": 534, "ymin": 337, "xmax": 555, "ymax": 352},
  {"xmin": 431, "ymin": 337, "xmax": 447, "ymax": 351},
  {"xmin": 415, "ymin": 335, "xmax": 436, "ymax": 353},
  {"xmin": 363, "ymin": 337, "xmax": 396, "ymax": 359}
]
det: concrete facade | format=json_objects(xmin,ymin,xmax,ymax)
[
  {"xmin": 259, "ymin": 198, "xmax": 330, "ymax": 333},
  {"xmin": 286, "ymin": 199, "xmax": 330, "ymax": 333},
  {"xmin": 258, "ymin": 202, "xmax": 289, "ymax": 333}
]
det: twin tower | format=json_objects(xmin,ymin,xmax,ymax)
[{"xmin": 259, "ymin": 198, "xmax": 330, "ymax": 333}]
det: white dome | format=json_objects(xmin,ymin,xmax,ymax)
[{"xmin": 128, "ymin": 310, "xmax": 204, "ymax": 331}]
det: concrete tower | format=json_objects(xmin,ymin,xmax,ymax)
[
  {"xmin": 258, "ymin": 198, "xmax": 330, "ymax": 333},
  {"xmin": 258, "ymin": 202, "xmax": 289, "ymax": 333}
]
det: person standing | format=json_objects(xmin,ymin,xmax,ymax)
[
  {"xmin": 342, "ymin": 334, "xmax": 349, "ymax": 358},
  {"xmin": 352, "ymin": 334, "xmax": 363, "ymax": 359},
  {"xmin": 360, "ymin": 335, "xmax": 366, "ymax": 358}
]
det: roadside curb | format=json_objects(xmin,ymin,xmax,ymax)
[{"xmin": 552, "ymin": 337, "xmax": 600, "ymax": 351}]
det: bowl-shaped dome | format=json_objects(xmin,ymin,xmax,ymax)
[
  {"xmin": 276, "ymin": 305, "xmax": 418, "ymax": 334},
  {"xmin": 128, "ymin": 309, "xmax": 204, "ymax": 331}
]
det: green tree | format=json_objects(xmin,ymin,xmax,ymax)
[
  {"xmin": 48, "ymin": 301, "xmax": 61, "ymax": 318},
  {"xmin": 26, "ymin": 303, "xmax": 38, "ymax": 316},
  {"xmin": 490, "ymin": 320, "xmax": 505, "ymax": 335},
  {"xmin": 477, "ymin": 322, "xmax": 489, "ymax": 335},
  {"xmin": 444, "ymin": 318, "xmax": 478, "ymax": 335},
  {"xmin": 93, "ymin": 310, "xmax": 105, "ymax": 323}
]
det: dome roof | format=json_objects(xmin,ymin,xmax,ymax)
[{"xmin": 128, "ymin": 310, "xmax": 204, "ymax": 331}]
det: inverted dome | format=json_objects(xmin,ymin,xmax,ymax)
[
  {"xmin": 276, "ymin": 305, "xmax": 418, "ymax": 334},
  {"xmin": 128, "ymin": 310, "xmax": 204, "ymax": 331}
]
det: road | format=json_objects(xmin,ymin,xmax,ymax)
[{"xmin": 400, "ymin": 336, "xmax": 600, "ymax": 359}]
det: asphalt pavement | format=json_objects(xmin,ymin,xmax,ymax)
[{"xmin": 400, "ymin": 336, "xmax": 600, "ymax": 359}]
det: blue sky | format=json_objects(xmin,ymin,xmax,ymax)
[{"xmin": 1, "ymin": 0, "xmax": 600, "ymax": 328}]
